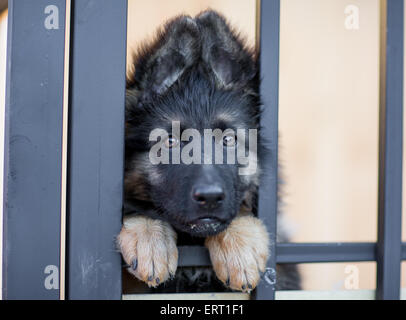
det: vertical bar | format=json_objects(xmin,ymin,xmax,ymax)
[
  {"xmin": 255, "ymin": 0, "xmax": 280, "ymax": 300},
  {"xmin": 3, "ymin": 0, "xmax": 68, "ymax": 299},
  {"xmin": 376, "ymin": 0, "xmax": 404, "ymax": 300},
  {"xmin": 67, "ymin": 0, "xmax": 127, "ymax": 299}
]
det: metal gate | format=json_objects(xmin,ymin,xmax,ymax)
[{"xmin": 2, "ymin": 0, "xmax": 405, "ymax": 300}]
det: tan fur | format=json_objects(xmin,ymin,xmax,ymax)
[
  {"xmin": 117, "ymin": 215, "xmax": 178, "ymax": 287},
  {"xmin": 124, "ymin": 171, "xmax": 151, "ymax": 201},
  {"xmin": 205, "ymin": 214, "xmax": 269, "ymax": 292}
]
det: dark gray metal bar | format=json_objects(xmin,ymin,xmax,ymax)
[
  {"xmin": 178, "ymin": 243, "xmax": 406, "ymax": 267},
  {"xmin": 67, "ymin": 0, "xmax": 127, "ymax": 300},
  {"xmin": 178, "ymin": 246, "xmax": 210, "ymax": 267},
  {"xmin": 276, "ymin": 243, "xmax": 376, "ymax": 263},
  {"xmin": 376, "ymin": 0, "xmax": 404, "ymax": 300},
  {"xmin": 402, "ymin": 243, "xmax": 406, "ymax": 260},
  {"xmin": 3, "ymin": 0, "xmax": 67, "ymax": 299},
  {"xmin": 255, "ymin": 0, "xmax": 280, "ymax": 300}
]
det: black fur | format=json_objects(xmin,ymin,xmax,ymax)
[{"xmin": 123, "ymin": 10, "xmax": 300, "ymax": 293}]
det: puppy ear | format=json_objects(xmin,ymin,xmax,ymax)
[
  {"xmin": 196, "ymin": 10, "xmax": 257, "ymax": 89},
  {"xmin": 129, "ymin": 15, "xmax": 200, "ymax": 97}
]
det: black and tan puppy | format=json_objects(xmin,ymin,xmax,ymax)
[{"xmin": 118, "ymin": 10, "xmax": 300, "ymax": 293}]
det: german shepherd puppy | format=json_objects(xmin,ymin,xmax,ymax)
[{"xmin": 118, "ymin": 10, "xmax": 300, "ymax": 293}]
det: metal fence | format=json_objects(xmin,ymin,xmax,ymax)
[{"xmin": 2, "ymin": 0, "xmax": 405, "ymax": 300}]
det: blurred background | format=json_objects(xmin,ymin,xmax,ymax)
[{"xmin": 0, "ymin": 0, "xmax": 406, "ymax": 292}]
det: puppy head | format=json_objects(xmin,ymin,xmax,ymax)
[{"xmin": 125, "ymin": 11, "xmax": 262, "ymax": 237}]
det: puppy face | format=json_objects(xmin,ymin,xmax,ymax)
[{"xmin": 125, "ymin": 11, "xmax": 262, "ymax": 237}]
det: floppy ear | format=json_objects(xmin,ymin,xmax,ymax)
[
  {"xmin": 196, "ymin": 11, "xmax": 257, "ymax": 89},
  {"xmin": 129, "ymin": 15, "xmax": 200, "ymax": 97}
]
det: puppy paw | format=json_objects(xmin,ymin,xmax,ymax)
[
  {"xmin": 205, "ymin": 215, "xmax": 269, "ymax": 292},
  {"xmin": 117, "ymin": 215, "xmax": 178, "ymax": 287}
]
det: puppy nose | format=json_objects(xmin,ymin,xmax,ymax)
[{"xmin": 192, "ymin": 185, "xmax": 225, "ymax": 209}]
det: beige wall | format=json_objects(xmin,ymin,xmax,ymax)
[
  {"xmin": 278, "ymin": 0, "xmax": 405, "ymax": 290},
  {"xmin": 279, "ymin": 0, "xmax": 380, "ymax": 290},
  {"xmin": 0, "ymin": 0, "xmax": 405, "ymax": 294}
]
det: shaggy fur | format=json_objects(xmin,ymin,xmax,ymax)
[{"xmin": 118, "ymin": 10, "xmax": 301, "ymax": 293}]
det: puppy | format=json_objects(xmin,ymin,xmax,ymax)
[{"xmin": 118, "ymin": 10, "xmax": 300, "ymax": 293}]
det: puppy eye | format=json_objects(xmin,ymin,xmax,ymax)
[
  {"xmin": 164, "ymin": 135, "xmax": 179, "ymax": 148},
  {"xmin": 223, "ymin": 133, "xmax": 237, "ymax": 147}
]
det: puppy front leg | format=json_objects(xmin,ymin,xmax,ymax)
[
  {"xmin": 205, "ymin": 215, "xmax": 269, "ymax": 292},
  {"xmin": 117, "ymin": 215, "xmax": 178, "ymax": 287}
]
